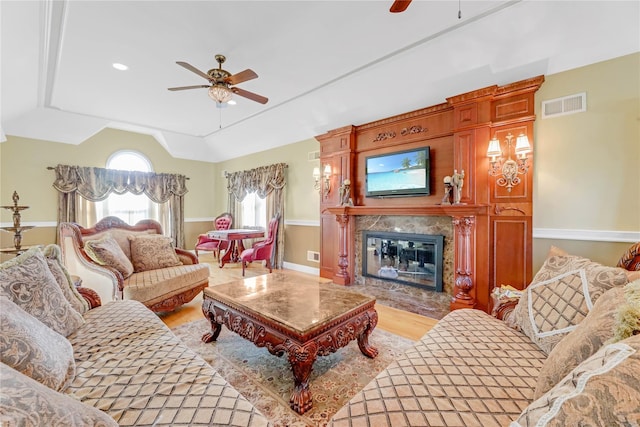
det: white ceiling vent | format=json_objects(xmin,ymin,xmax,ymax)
[
  {"xmin": 542, "ymin": 92, "xmax": 586, "ymax": 119},
  {"xmin": 308, "ymin": 150, "xmax": 320, "ymax": 161}
]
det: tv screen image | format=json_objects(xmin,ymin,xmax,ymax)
[{"xmin": 365, "ymin": 147, "xmax": 430, "ymax": 197}]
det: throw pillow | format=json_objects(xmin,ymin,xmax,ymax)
[
  {"xmin": 0, "ymin": 247, "xmax": 84, "ymax": 337},
  {"xmin": 534, "ymin": 285, "xmax": 624, "ymax": 398},
  {"xmin": 610, "ymin": 279, "xmax": 640, "ymax": 343},
  {"xmin": 0, "ymin": 362, "xmax": 118, "ymax": 427},
  {"xmin": 42, "ymin": 244, "xmax": 90, "ymax": 314},
  {"xmin": 508, "ymin": 253, "xmax": 628, "ymax": 354},
  {"xmin": 85, "ymin": 236, "xmax": 135, "ymax": 278},
  {"xmin": 0, "ymin": 296, "xmax": 75, "ymax": 392},
  {"xmin": 129, "ymin": 234, "xmax": 181, "ymax": 272},
  {"xmin": 511, "ymin": 334, "xmax": 640, "ymax": 427},
  {"xmin": 83, "ymin": 228, "xmax": 155, "ymax": 260}
]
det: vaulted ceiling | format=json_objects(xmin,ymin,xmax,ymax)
[{"xmin": 1, "ymin": 1, "xmax": 638, "ymax": 162}]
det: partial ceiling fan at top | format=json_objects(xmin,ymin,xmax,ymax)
[
  {"xmin": 168, "ymin": 54, "xmax": 268, "ymax": 107},
  {"xmin": 390, "ymin": 0, "xmax": 463, "ymax": 19}
]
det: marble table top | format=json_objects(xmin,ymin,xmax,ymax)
[{"xmin": 204, "ymin": 272, "xmax": 375, "ymax": 335}]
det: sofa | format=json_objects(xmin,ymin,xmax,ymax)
[
  {"xmin": 0, "ymin": 245, "xmax": 270, "ymax": 426},
  {"xmin": 59, "ymin": 216, "xmax": 209, "ymax": 312},
  {"xmin": 329, "ymin": 248, "xmax": 640, "ymax": 426}
]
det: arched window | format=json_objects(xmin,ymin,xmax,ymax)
[{"xmin": 91, "ymin": 151, "xmax": 168, "ymax": 227}]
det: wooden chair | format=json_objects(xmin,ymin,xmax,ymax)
[
  {"xmin": 194, "ymin": 213, "xmax": 233, "ymax": 259},
  {"xmin": 240, "ymin": 215, "xmax": 280, "ymax": 276}
]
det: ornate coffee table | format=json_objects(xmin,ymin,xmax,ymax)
[{"xmin": 201, "ymin": 273, "xmax": 378, "ymax": 415}]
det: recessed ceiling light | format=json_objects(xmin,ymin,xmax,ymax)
[
  {"xmin": 112, "ymin": 63, "xmax": 128, "ymax": 71},
  {"xmin": 228, "ymin": 100, "xmax": 237, "ymax": 106}
]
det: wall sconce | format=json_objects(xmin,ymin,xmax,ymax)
[
  {"xmin": 313, "ymin": 164, "xmax": 331, "ymax": 197},
  {"xmin": 487, "ymin": 132, "xmax": 531, "ymax": 192}
]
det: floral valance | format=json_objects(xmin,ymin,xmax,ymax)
[
  {"xmin": 52, "ymin": 164, "xmax": 188, "ymax": 203},
  {"xmin": 226, "ymin": 163, "xmax": 287, "ymax": 201}
]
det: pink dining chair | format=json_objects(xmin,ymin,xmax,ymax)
[
  {"xmin": 240, "ymin": 215, "xmax": 280, "ymax": 276},
  {"xmin": 194, "ymin": 212, "xmax": 233, "ymax": 259}
]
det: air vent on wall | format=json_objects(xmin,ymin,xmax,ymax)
[
  {"xmin": 308, "ymin": 151, "xmax": 320, "ymax": 161},
  {"xmin": 542, "ymin": 92, "xmax": 586, "ymax": 119}
]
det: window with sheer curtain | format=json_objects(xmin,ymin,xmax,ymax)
[
  {"xmin": 77, "ymin": 151, "xmax": 170, "ymax": 231},
  {"xmin": 239, "ymin": 192, "xmax": 267, "ymax": 229}
]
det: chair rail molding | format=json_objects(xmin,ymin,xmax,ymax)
[{"xmin": 533, "ymin": 228, "xmax": 640, "ymax": 243}]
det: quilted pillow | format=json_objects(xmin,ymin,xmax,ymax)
[
  {"xmin": 42, "ymin": 244, "xmax": 89, "ymax": 314},
  {"xmin": 534, "ymin": 285, "xmax": 624, "ymax": 398},
  {"xmin": 508, "ymin": 253, "xmax": 628, "ymax": 354},
  {"xmin": 0, "ymin": 362, "xmax": 118, "ymax": 427},
  {"xmin": 0, "ymin": 247, "xmax": 84, "ymax": 337},
  {"xmin": 85, "ymin": 236, "xmax": 135, "ymax": 278},
  {"xmin": 129, "ymin": 234, "xmax": 181, "ymax": 272},
  {"xmin": 512, "ymin": 334, "xmax": 640, "ymax": 427},
  {"xmin": 0, "ymin": 296, "xmax": 75, "ymax": 391}
]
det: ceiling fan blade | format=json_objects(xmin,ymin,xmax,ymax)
[
  {"xmin": 226, "ymin": 69, "xmax": 258, "ymax": 85},
  {"xmin": 231, "ymin": 87, "xmax": 268, "ymax": 104},
  {"xmin": 168, "ymin": 85, "xmax": 210, "ymax": 91},
  {"xmin": 390, "ymin": 0, "xmax": 412, "ymax": 13},
  {"xmin": 176, "ymin": 61, "xmax": 212, "ymax": 81}
]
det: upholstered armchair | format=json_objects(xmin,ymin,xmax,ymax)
[
  {"xmin": 240, "ymin": 215, "xmax": 280, "ymax": 276},
  {"xmin": 194, "ymin": 213, "xmax": 233, "ymax": 259}
]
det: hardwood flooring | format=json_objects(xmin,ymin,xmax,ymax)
[{"xmin": 159, "ymin": 253, "xmax": 437, "ymax": 341}]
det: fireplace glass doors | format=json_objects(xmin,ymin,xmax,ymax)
[{"xmin": 362, "ymin": 231, "xmax": 444, "ymax": 292}]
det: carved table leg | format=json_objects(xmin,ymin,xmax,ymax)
[
  {"xmin": 201, "ymin": 309, "xmax": 223, "ymax": 343},
  {"xmin": 357, "ymin": 309, "xmax": 379, "ymax": 358},
  {"xmin": 287, "ymin": 341, "xmax": 319, "ymax": 415}
]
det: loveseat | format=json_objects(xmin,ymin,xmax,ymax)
[
  {"xmin": 0, "ymin": 245, "xmax": 270, "ymax": 426},
  {"xmin": 59, "ymin": 216, "xmax": 209, "ymax": 312},
  {"xmin": 329, "ymin": 248, "xmax": 640, "ymax": 426}
]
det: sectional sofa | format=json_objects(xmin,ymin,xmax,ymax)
[{"xmin": 1, "ymin": 244, "xmax": 638, "ymax": 426}]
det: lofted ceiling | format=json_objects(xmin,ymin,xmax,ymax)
[{"xmin": 1, "ymin": 1, "xmax": 638, "ymax": 163}]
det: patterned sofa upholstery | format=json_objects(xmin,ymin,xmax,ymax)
[
  {"xmin": 330, "ymin": 309, "xmax": 547, "ymax": 426},
  {"xmin": 330, "ymin": 248, "xmax": 640, "ymax": 427},
  {"xmin": 59, "ymin": 216, "xmax": 209, "ymax": 312},
  {"xmin": 1, "ymin": 245, "xmax": 270, "ymax": 426}
]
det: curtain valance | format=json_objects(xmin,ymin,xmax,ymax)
[
  {"xmin": 226, "ymin": 163, "xmax": 287, "ymax": 201},
  {"xmin": 52, "ymin": 164, "xmax": 188, "ymax": 203}
]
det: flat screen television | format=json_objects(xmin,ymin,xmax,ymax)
[{"xmin": 365, "ymin": 146, "xmax": 430, "ymax": 198}]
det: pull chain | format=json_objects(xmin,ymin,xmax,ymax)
[{"xmin": 458, "ymin": 0, "xmax": 462, "ymax": 19}]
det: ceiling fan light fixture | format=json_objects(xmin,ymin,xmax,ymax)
[{"xmin": 208, "ymin": 85, "xmax": 233, "ymax": 104}]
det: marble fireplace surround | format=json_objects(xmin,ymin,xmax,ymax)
[{"xmin": 355, "ymin": 216, "xmax": 454, "ymax": 295}]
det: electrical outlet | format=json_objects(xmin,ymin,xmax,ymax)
[{"xmin": 307, "ymin": 251, "xmax": 320, "ymax": 262}]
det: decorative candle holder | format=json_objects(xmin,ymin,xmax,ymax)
[{"xmin": 1, "ymin": 191, "xmax": 35, "ymax": 250}]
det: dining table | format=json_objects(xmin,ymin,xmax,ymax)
[{"xmin": 206, "ymin": 228, "xmax": 265, "ymax": 268}]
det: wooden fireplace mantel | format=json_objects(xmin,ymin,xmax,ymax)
[
  {"xmin": 324, "ymin": 205, "xmax": 489, "ymax": 217},
  {"xmin": 316, "ymin": 76, "xmax": 544, "ymax": 313}
]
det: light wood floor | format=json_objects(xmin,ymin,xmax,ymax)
[{"xmin": 159, "ymin": 254, "xmax": 438, "ymax": 341}]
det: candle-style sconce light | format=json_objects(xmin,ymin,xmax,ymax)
[
  {"xmin": 487, "ymin": 132, "xmax": 531, "ymax": 192},
  {"xmin": 313, "ymin": 164, "xmax": 332, "ymax": 197}
]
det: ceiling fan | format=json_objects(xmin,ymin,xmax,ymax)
[
  {"xmin": 168, "ymin": 54, "xmax": 268, "ymax": 105},
  {"xmin": 390, "ymin": 0, "xmax": 412, "ymax": 13}
]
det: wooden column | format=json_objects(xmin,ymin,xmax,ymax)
[
  {"xmin": 334, "ymin": 212, "xmax": 350, "ymax": 285},
  {"xmin": 450, "ymin": 216, "xmax": 476, "ymax": 309}
]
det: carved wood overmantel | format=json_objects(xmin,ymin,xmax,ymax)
[{"xmin": 316, "ymin": 76, "xmax": 544, "ymax": 313}]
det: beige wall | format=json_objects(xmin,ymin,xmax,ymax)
[
  {"xmin": 0, "ymin": 129, "xmax": 322, "ymax": 268},
  {"xmin": 2, "ymin": 54, "xmax": 638, "ymax": 271},
  {"xmin": 208, "ymin": 138, "xmax": 321, "ymax": 268},
  {"xmin": 532, "ymin": 52, "xmax": 639, "ymax": 269},
  {"xmin": 0, "ymin": 128, "xmax": 216, "ymax": 253}
]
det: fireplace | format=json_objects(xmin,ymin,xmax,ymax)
[{"xmin": 362, "ymin": 231, "xmax": 444, "ymax": 292}]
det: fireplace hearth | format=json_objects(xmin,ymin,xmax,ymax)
[{"xmin": 362, "ymin": 231, "xmax": 444, "ymax": 292}]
